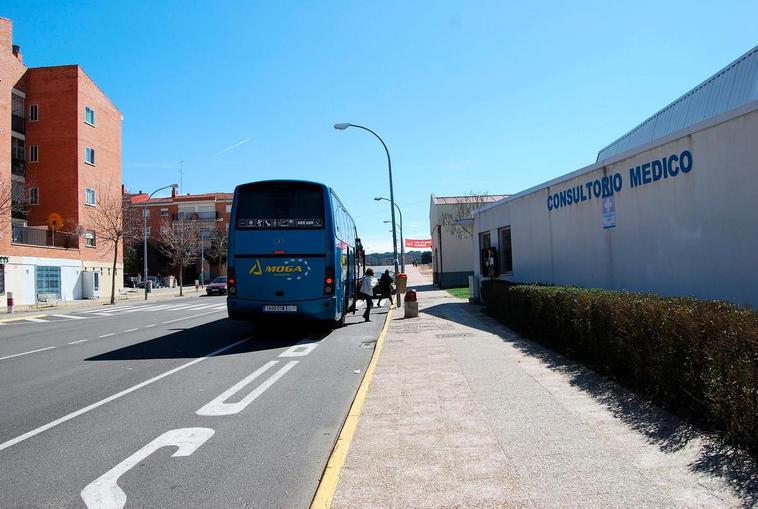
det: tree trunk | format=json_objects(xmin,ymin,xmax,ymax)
[
  {"xmin": 110, "ymin": 240, "xmax": 118, "ymax": 305},
  {"xmin": 178, "ymin": 264, "xmax": 183, "ymax": 296}
]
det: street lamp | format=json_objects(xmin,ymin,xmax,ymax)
[
  {"xmin": 143, "ymin": 184, "xmax": 179, "ymax": 300},
  {"xmin": 377, "ymin": 197, "xmax": 404, "ymax": 272},
  {"xmin": 334, "ymin": 123, "xmax": 401, "ymax": 307}
]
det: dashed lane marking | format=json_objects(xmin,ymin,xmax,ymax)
[
  {"xmin": 68, "ymin": 340, "xmax": 88, "ymax": 345},
  {"xmin": 98, "ymin": 333, "xmax": 115, "ymax": 338},
  {"xmin": 123, "ymin": 328, "xmax": 138, "ymax": 333},
  {"xmin": 0, "ymin": 346, "xmax": 57, "ymax": 362},
  {"xmin": 161, "ymin": 308, "xmax": 226, "ymax": 325}
]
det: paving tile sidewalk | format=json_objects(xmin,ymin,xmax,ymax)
[{"xmin": 331, "ymin": 267, "xmax": 755, "ymax": 508}]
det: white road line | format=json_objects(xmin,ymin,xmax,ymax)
[
  {"xmin": 23, "ymin": 317, "xmax": 49, "ymax": 323},
  {"xmin": 123, "ymin": 328, "xmax": 138, "ymax": 333},
  {"xmin": 98, "ymin": 333, "xmax": 115, "ymax": 338},
  {"xmin": 144, "ymin": 324, "xmax": 156, "ymax": 328},
  {"xmin": 68, "ymin": 340, "xmax": 88, "ymax": 345},
  {"xmin": 0, "ymin": 336, "xmax": 251, "ymax": 452},
  {"xmin": 196, "ymin": 361, "xmax": 298, "ymax": 416},
  {"xmin": 52, "ymin": 314, "xmax": 87, "ymax": 320},
  {"xmin": 0, "ymin": 346, "xmax": 56, "ymax": 362},
  {"xmin": 161, "ymin": 309, "xmax": 226, "ymax": 324}
]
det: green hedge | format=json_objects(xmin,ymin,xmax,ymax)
[{"xmin": 481, "ymin": 280, "xmax": 758, "ymax": 455}]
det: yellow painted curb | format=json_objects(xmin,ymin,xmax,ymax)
[
  {"xmin": 310, "ymin": 306, "xmax": 393, "ymax": 509},
  {"xmin": 0, "ymin": 314, "xmax": 48, "ymax": 324}
]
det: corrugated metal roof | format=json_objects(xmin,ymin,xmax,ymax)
[
  {"xmin": 431, "ymin": 195, "xmax": 509, "ymax": 205},
  {"xmin": 597, "ymin": 45, "xmax": 758, "ymax": 162}
]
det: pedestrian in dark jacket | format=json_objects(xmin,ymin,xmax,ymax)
[{"xmin": 377, "ymin": 270, "xmax": 393, "ymax": 307}]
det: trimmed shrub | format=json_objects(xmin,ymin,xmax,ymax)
[{"xmin": 481, "ymin": 280, "xmax": 758, "ymax": 455}]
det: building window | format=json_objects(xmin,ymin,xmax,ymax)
[
  {"xmin": 225, "ymin": 204, "xmax": 232, "ymax": 213},
  {"xmin": 29, "ymin": 104, "xmax": 38, "ymax": 122},
  {"xmin": 12, "ymin": 93, "xmax": 24, "ymax": 117},
  {"xmin": 29, "ymin": 145, "xmax": 38, "ymax": 162},
  {"xmin": 85, "ymin": 188, "xmax": 96, "ymax": 206},
  {"xmin": 0, "ymin": 264, "xmax": 5, "ymax": 295},
  {"xmin": 160, "ymin": 208, "xmax": 169, "ymax": 217},
  {"xmin": 479, "ymin": 231, "xmax": 492, "ymax": 276},
  {"xmin": 28, "ymin": 187, "xmax": 39, "ymax": 205},
  {"xmin": 85, "ymin": 147, "xmax": 95, "ymax": 165},
  {"xmin": 85, "ymin": 230, "xmax": 96, "ymax": 247},
  {"xmin": 85, "ymin": 106, "xmax": 95, "ymax": 126},
  {"xmin": 11, "ymin": 137, "xmax": 24, "ymax": 160},
  {"xmin": 498, "ymin": 227, "xmax": 513, "ymax": 273},
  {"xmin": 36, "ymin": 266, "xmax": 62, "ymax": 299},
  {"xmin": 94, "ymin": 271, "xmax": 100, "ymax": 291}
]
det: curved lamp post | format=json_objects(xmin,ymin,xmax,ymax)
[
  {"xmin": 334, "ymin": 123, "xmax": 400, "ymax": 307},
  {"xmin": 379, "ymin": 198, "xmax": 404, "ymax": 272},
  {"xmin": 143, "ymin": 184, "xmax": 179, "ymax": 300}
]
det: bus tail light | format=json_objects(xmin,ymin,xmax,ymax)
[
  {"xmin": 324, "ymin": 267, "xmax": 335, "ymax": 294},
  {"xmin": 228, "ymin": 267, "xmax": 237, "ymax": 295}
]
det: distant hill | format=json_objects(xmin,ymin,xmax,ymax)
[{"xmin": 365, "ymin": 250, "xmax": 431, "ymax": 266}]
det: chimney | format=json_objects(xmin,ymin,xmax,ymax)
[
  {"xmin": 12, "ymin": 44, "xmax": 22, "ymax": 62},
  {"xmin": 171, "ymin": 186, "xmax": 177, "ymax": 198}
]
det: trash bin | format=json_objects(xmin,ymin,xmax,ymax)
[
  {"xmin": 396, "ymin": 273, "xmax": 408, "ymax": 293},
  {"xmin": 404, "ymin": 288, "xmax": 418, "ymax": 318},
  {"xmin": 146, "ymin": 280, "xmax": 153, "ymax": 293}
]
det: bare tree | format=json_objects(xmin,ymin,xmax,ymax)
[
  {"xmin": 87, "ymin": 189, "xmax": 141, "ymax": 304},
  {"xmin": 0, "ymin": 178, "xmax": 35, "ymax": 240},
  {"xmin": 440, "ymin": 191, "xmax": 491, "ymax": 239},
  {"xmin": 159, "ymin": 218, "xmax": 199, "ymax": 296},
  {"xmin": 205, "ymin": 227, "xmax": 228, "ymax": 276}
]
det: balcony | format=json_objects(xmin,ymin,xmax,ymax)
[
  {"xmin": 11, "ymin": 157, "xmax": 25, "ymax": 177},
  {"xmin": 11, "ymin": 226, "xmax": 79, "ymax": 249},
  {"xmin": 172, "ymin": 211, "xmax": 219, "ymax": 221},
  {"xmin": 11, "ymin": 114, "xmax": 25, "ymax": 135}
]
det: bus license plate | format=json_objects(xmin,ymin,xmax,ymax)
[{"xmin": 263, "ymin": 305, "xmax": 297, "ymax": 312}]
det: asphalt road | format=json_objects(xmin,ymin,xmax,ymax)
[{"xmin": 0, "ymin": 295, "xmax": 386, "ymax": 508}]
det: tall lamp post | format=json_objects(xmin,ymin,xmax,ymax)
[
  {"xmin": 377, "ymin": 197, "xmax": 404, "ymax": 272},
  {"xmin": 143, "ymin": 184, "xmax": 179, "ymax": 300},
  {"xmin": 334, "ymin": 123, "xmax": 401, "ymax": 307}
]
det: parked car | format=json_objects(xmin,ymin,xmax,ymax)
[
  {"xmin": 206, "ymin": 276, "xmax": 227, "ymax": 295},
  {"xmin": 138, "ymin": 276, "xmax": 162, "ymax": 289},
  {"xmin": 123, "ymin": 275, "xmax": 139, "ymax": 288}
]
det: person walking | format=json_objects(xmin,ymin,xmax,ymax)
[
  {"xmin": 376, "ymin": 269, "xmax": 394, "ymax": 307},
  {"xmin": 359, "ymin": 268, "xmax": 377, "ymax": 321}
]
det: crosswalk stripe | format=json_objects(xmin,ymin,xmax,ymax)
[
  {"xmin": 23, "ymin": 317, "xmax": 49, "ymax": 323},
  {"xmin": 51, "ymin": 314, "xmax": 87, "ymax": 320}
]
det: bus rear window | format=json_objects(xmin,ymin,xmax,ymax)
[{"xmin": 236, "ymin": 182, "xmax": 325, "ymax": 229}]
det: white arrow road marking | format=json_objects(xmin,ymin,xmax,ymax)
[
  {"xmin": 196, "ymin": 361, "xmax": 298, "ymax": 416},
  {"xmin": 279, "ymin": 337, "xmax": 322, "ymax": 357},
  {"xmin": 81, "ymin": 427, "xmax": 214, "ymax": 509},
  {"xmin": 0, "ymin": 337, "xmax": 249, "ymax": 452}
]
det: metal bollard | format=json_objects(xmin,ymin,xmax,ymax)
[{"xmin": 6, "ymin": 291, "xmax": 14, "ymax": 314}]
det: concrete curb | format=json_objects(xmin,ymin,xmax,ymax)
[{"xmin": 309, "ymin": 306, "xmax": 394, "ymax": 509}]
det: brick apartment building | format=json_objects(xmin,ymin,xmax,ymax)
[
  {"xmin": 0, "ymin": 17, "xmax": 123, "ymax": 306},
  {"xmin": 128, "ymin": 189, "xmax": 232, "ymax": 283}
]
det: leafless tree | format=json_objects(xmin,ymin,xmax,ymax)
[
  {"xmin": 159, "ymin": 218, "xmax": 199, "ymax": 296},
  {"xmin": 206, "ymin": 227, "xmax": 228, "ymax": 276},
  {"xmin": 440, "ymin": 191, "xmax": 491, "ymax": 239},
  {"xmin": 0, "ymin": 178, "xmax": 34, "ymax": 240},
  {"xmin": 87, "ymin": 189, "xmax": 141, "ymax": 304}
]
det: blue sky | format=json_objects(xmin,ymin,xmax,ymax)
[{"xmin": 5, "ymin": 1, "xmax": 758, "ymax": 252}]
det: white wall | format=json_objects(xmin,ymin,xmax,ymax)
[
  {"xmin": 2, "ymin": 255, "xmax": 123, "ymax": 306},
  {"xmin": 474, "ymin": 106, "xmax": 758, "ymax": 308}
]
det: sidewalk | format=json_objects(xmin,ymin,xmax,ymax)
[
  {"xmin": 330, "ymin": 267, "xmax": 755, "ymax": 508},
  {"xmin": 0, "ymin": 285, "xmax": 205, "ymax": 321}
]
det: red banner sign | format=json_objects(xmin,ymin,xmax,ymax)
[{"xmin": 405, "ymin": 239, "xmax": 432, "ymax": 249}]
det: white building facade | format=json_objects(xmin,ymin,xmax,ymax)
[{"xmin": 473, "ymin": 46, "xmax": 758, "ymax": 308}]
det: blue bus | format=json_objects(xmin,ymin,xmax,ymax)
[{"xmin": 227, "ymin": 180, "xmax": 363, "ymax": 325}]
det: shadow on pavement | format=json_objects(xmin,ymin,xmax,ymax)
[
  {"xmin": 85, "ymin": 318, "xmax": 329, "ymax": 362},
  {"xmin": 420, "ymin": 300, "xmax": 758, "ymax": 507}
]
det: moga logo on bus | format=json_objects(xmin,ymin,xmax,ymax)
[{"xmin": 250, "ymin": 258, "xmax": 311, "ymax": 281}]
